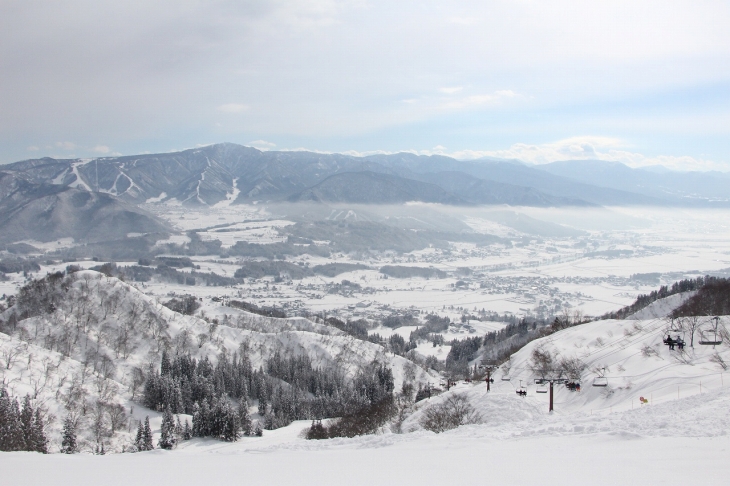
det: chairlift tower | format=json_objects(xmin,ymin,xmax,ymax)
[
  {"xmin": 539, "ymin": 371, "xmax": 571, "ymax": 413},
  {"xmin": 480, "ymin": 363, "xmax": 497, "ymax": 392}
]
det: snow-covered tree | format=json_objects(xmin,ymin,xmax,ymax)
[
  {"xmin": 20, "ymin": 394, "xmax": 34, "ymax": 450},
  {"xmin": 182, "ymin": 420, "xmax": 193, "ymax": 440},
  {"xmin": 31, "ymin": 409, "xmax": 48, "ymax": 454},
  {"xmin": 142, "ymin": 416, "xmax": 154, "ymax": 451},
  {"xmin": 239, "ymin": 398, "xmax": 252, "ymax": 436},
  {"xmin": 60, "ymin": 417, "xmax": 78, "ymax": 454},
  {"xmin": 0, "ymin": 388, "xmax": 24, "ymax": 451},
  {"xmin": 134, "ymin": 420, "xmax": 144, "ymax": 451},
  {"xmin": 158, "ymin": 407, "xmax": 176, "ymax": 450}
]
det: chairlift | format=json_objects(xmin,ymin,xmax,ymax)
[
  {"xmin": 534, "ymin": 378, "xmax": 545, "ymax": 385},
  {"xmin": 667, "ymin": 318, "xmax": 684, "ymax": 333},
  {"xmin": 536, "ymin": 383, "xmax": 548, "ymax": 393},
  {"xmin": 501, "ymin": 375, "xmax": 511, "ymax": 381},
  {"xmin": 592, "ymin": 377, "xmax": 608, "ymax": 387},
  {"xmin": 593, "ymin": 367, "xmax": 608, "ymax": 387},
  {"xmin": 699, "ymin": 317, "xmax": 723, "ymax": 346},
  {"xmin": 515, "ymin": 380, "xmax": 527, "ymax": 397}
]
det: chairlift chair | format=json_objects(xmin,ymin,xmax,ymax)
[
  {"xmin": 699, "ymin": 332, "xmax": 722, "ymax": 346},
  {"xmin": 536, "ymin": 383, "xmax": 548, "ymax": 393},
  {"xmin": 592, "ymin": 377, "xmax": 608, "ymax": 387},
  {"xmin": 501, "ymin": 375, "xmax": 511, "ymax": 381},
  {"xmin": 699, "ymin": 317, "xmax": 722, "ymax": 346}
]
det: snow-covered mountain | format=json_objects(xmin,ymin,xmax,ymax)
[
  {"xmin": 2, "ymin": 143, "xmax": 673, "ymax": 208},
  {"xmin": 0, "ymin": 171, "xmax": 169, "ymax": 244}
]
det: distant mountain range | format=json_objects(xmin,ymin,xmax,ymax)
[
  {"xmin": 1, "ymin": 143, "xmax": 728, "ymax": 243},
  {"xmin": 7, "ymin": 142, "xmax": 726, "ymax": 207},
  {"xmin": 535, "ymin": 159, "xmax": 730, "ymax": 203},
  {"xmin": 0, "ymin": 171, "xmax": 169, "ymax": 244}
]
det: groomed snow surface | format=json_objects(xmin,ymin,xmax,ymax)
[{"xmin": 3, "ymin": 313, "xmax": 730, "ymax": 485}]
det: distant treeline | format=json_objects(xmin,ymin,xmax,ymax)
[
  {"xmin": 234, "ymin": 260, "xmax": 312, "ymax": 280},
  {"xmin": 228, "ymin": 300, "xmax": 287, "ymax": 319},
  {"xmin": 312, "ymin": 263, "xmax": 370, "ymax": 277},
  {"xmin": 325, "ymin": 317, "xmax": 370, "ymax": 340},
  {"xmin": 223, "ymin": 240, "xmax": 330, "ymax": 259},
  {"xmin": 0, "ymin": 259, "xmax": 41, "ymax": 274},
  {"xmin": 671, "ymin": 277, "xmax": 730, "ymax": 318},
  {"xmin": 380, "ymin": 265, "xmax": 447, "ymax": 279},
  {"xmin": 89, "ymin": 262, "xmax": 238, "ymax": 287}
]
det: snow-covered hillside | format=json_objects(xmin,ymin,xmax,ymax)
[
  {"xmin": 626, "ymin": 291, "xmax": 696, "ymax": 320},
  {"xmin": 4, "ymin": 360, "xmax": 730, "ymax": 485},
  {"xmin": 0, "ymin": 271, "xmax": 436, "ymax": 452},
  {"xmin": 502, "ymin": 315, "xmax": 729, "ymax": 414}
]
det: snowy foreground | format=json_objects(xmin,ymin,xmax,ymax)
[
  {"xmin": 3, "ymin": 380, "xmax": 730, "ymax": 485},
  {"xmin": 3, "ymin": 276, "xmax": 729, "ymax": 485}
]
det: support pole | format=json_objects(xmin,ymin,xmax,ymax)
[
  {"xmin": 486, "ymin": 369, "xmax": 491, "ymax": 392},
  {"xmin": 549, "ymin": 381, "xmax": 554, "ymax": 412}
]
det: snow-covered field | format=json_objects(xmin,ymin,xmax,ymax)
[
  {"xmin": 4, "ymin": 308, "xmax": 730, "ymax": 484},
  {"xmin": 7, "ymin": 206, "xmax": 730, "ymax": 332},
  {"xmin": 3, "ymin": 204, "xmax": 730, "ymax": 484},
  {"xmin": 4, "ymin": 367, "xmax": 730, "ymax": 485}
]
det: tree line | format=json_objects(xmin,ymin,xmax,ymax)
[
  {"xmin": 142, "ymin": 346, "xmax": 395, "ymax": 441},
  {"xmin": 0, "ymin": 387, "xmax": 48, "ymax": 453}
]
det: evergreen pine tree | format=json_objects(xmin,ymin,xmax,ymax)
[
  {"xmin": 158, "ymin": 407, "xmax": 176, "ymax": 450},
  {"xmin": 199, "ymin": 400, "xmax": 211, "ymax": 437},
  {"xmin": 6, "ymin": 397, "xmax": 24, "ymax": 451},
  {"xmin": 174, "ymin": 414, "xmax": 183, "ymax": 441},
  {"xmin": 61, "ymin": 417, "xmax": 78, "ymax": 454},
  {"xmin": 20, "ymin": 394, "xmax": 34, "ymax": 451},
  {"xmin": 31, "ymin": 408, "xmax": 48, "ymax": 453},
  {"xmin": 191, "ymin": 402, "xmax": 202, "ymax": 437},
  {"xmin": 0, "ymin": 388, "xmax": 25, "ymax": 451},
  {"xmin": 0, "ymin": 387, "xmax": 12, "ymax": 451},
  {"xmin": 160, "ymin": 350, "xmax": 171, "ymax": 376},
  {"xmin": 134, "ymin": 420, "xmax": 145, "ymax": 451},
  {"xmin": 142, "ymin": 416, "xmax": 154, "ymax": 451},
  {"xmin": 239, "ymin": 398, "xmax": 252, "ymax": 436},
  {"xmin": 182, "ymin": 420, "xmax": 192, "ymax": 440},
  {"xmin": 222, "ymin": 403, "xmax": 240, "ymax": 442},
  {"xmin": 257, "ymin": 392, "xmax": 268, "ymax": 416}
]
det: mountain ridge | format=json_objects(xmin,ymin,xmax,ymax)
[{"xmin": 3, "ymin": 143, "xmax": 726, "ymax": 209}]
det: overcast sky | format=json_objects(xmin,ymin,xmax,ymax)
[{"xmin": 1, "ymin": 1, "xmax": 729, "ymax": 170}]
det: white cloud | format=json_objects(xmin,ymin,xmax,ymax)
[
  {"xmin": 439, "ymin": 90, "xmax": 517, "ymax": 110},
  {"xmin": 444, "ymin": 136, "xmax": 730, "ymax": 172},
  {"xmin": 91, "ymin": 145, "xmax": 110, "ymax": 154},
  {"xmin": 448, "ymin": 17, "xmax": 477, "ymax": 26},
  {"xmin": 248, "ymin": 140, "xmax": 276, "ymax": 150},
  {"xmin": 294, "ymin": 135, "xmax": 730, "ymax": 172},
  {"xmin": 26, "ymin": 146, "xmax": 39, "ymax": 151},
  {"xmin": 55, "ymin": 141, "xmax": 76, "ymax": 150},
  {"xmin": 217, "ymin": 103, "xmax": 250, "ymax": 113}
]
